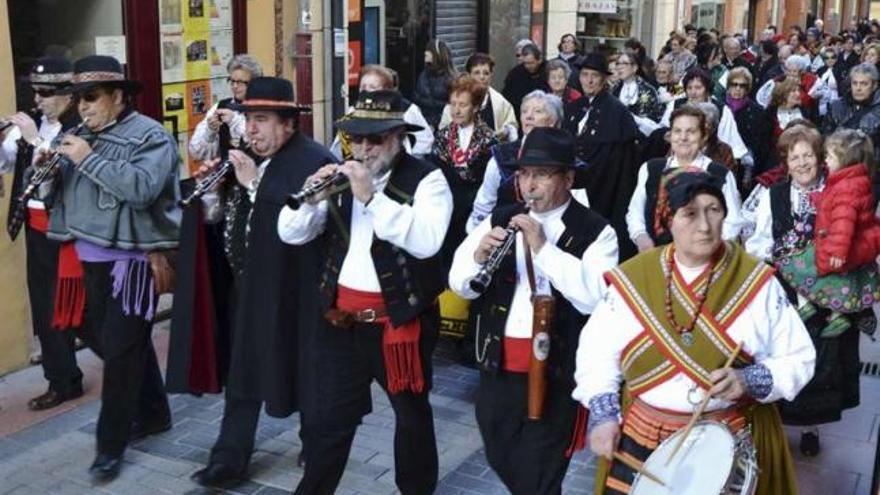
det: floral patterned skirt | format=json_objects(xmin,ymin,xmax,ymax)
[{"xmin": 776, "ymin": 245, "xmax": 880, "ymax": 314}]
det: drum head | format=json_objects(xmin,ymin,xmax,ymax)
[{"xmin": 630, "ymin": 421, "xmax": 736, "ymax": 495}]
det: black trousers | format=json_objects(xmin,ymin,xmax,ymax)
[
  {"xmin": 82, "ymin": 261, "xmax": 170, "ymax": 457},
  {"xmin": 475, "ymin": 371, "xmax": 578, "ymax": 495},
  {"xmin": 294, "ymin": 314, "xmax": 439, "ymax": 495},
  {"xmin": 209, "ymin": 392, "xmax": 262, "ymax": 471},
  {"xmin": 25, "ymin": 226, "xmax": 82, "ymax": 393}
]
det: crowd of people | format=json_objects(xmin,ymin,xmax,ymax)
[{"xmin": 3, "ymin": 17, "xmax": 880, "ymax": 495}]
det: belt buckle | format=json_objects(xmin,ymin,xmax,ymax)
[{"xmin": 360, "ymin": 308, "xmax": 377, "ymax": 323}]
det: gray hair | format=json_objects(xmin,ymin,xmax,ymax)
[
  {"xmin": 521, "ymin": 90, "xmax": 564, "ymax": 127},
  {"xmin": 692, "ymin": 101, "xmax": 719, "ymax": 130},
  {"xmin": 851, "ymin": 62, "xmax": 880, "ymax": 81},
  {"xmin": 784, "ymin": 55, "xmax": 810, "ymax": 72},
  {"xmin": 515, "ymin": 39, "xmax": 536, "ymax": 53},
  {"xmin": 227, "ymin": 54, "xmax": 264, "ymax": 78},
  {"xmin": 545, "ymin": 59, "xmax": 572, "ymax": 80},
  {"xmin": 778, "ymin": 44, "xmax": 793, "ymax": 61}
]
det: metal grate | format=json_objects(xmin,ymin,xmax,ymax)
[{"xmin": 861, "ymin": 361, "xmax": 880, "ymax": 377}]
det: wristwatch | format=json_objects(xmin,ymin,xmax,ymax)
[{"xmin": 247, "ymin": 176, "xmax": 260, "ymax": 193}]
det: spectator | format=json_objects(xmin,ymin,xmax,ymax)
[
  {"xmin": 502, "ymin": 43, "xmax": 550, "ymax": 120},
  {"xmin": 439, "ymin": 53, "xmax": 518, "ymax": 143},
  {"xmin": 810, "ymin": 46, "xmax": 842, "ymax": 117},
  {"xmin": 546, "ymin": 59, "xmax": 583, "ymax": 104},
  {"xmin": 663, "ymin": 33, "xmax": 697, "ymax": 81},
  {"xmin": 612, "ymin": 52, "xmax": 663, "ymax": 126},
  {"xmin": 554, "ymin": 33, "xmax": 583, "ymax": 72},
  {"xmin": 413, "ymin": 39, "xmax": 456, "ymax": 130},
  {"xmin": 823, "ymin": 63, "xmax": 880, "ymax": 187}
]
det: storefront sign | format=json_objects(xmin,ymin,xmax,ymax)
[{"xmin": 578, "ymin": 0, "xmax": 617, "ymax": 14}]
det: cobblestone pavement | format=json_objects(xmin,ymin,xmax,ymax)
[{"xmin": 0, "ymin": 327, "xmax": 877, "ymax": 494}]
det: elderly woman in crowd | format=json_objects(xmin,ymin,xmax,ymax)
[
  {"xmin": 744, "ymin": 125, "xmax": 873, "ymax": 457},
  {"xmin": 769, "ymin": 79, "xmax": 806, "ymax": 142},
  {"xmin": 579, "ymin": 168, "xmax": 813, "ymax": 495},
  {"xmin": 189, "ymin": 54, "xmax": 262, "ymax": 160},
  {"xmin": 726, "ymin": 67, "xmax": 773, "ymax": 183},
  {"xmin": 660, "ymin": 68, "xmax": 749, "ymax": 161},
  {"xmin": 655, "ymin": 59, "xmax": 684, "ymax": 104},
  {"xmin": 546, "ymin": 59, "xmax": 583, "ymax": 104},
  {"xmin": 627, "ymin": 105, "xmax": 742, "ymax": 251},
  {"xmin": 431, "ymin": 74, "xmax": 498, "ymax": 265},
  {"xmin": 756, "ymin": 54, "xmax": 818, "ymax": 118},
  {"xmin": 663, "ymin": 32, "xmax": 698, "ymax": 81},
  {"xmin": 810, "ymin": 46, "xmax": 841, "ymax": 118},
  {"xmin": 467, "ymin": 90, "xmax": 589, "ymax": 231},
  {"xmin": 439, "ymin": 53, "xmax": 519, "ymax": 143},
  {"xmin": 612, "ymin": 52, "xmax": 662, "ymax": 124}
]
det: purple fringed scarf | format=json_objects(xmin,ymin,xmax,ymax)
[
  {"xmin": 725, "ymin": 95, "xmax": 750, "ymax": 114},
  {"xmin": 76, "ymin": 240, "xmax": 155, "ymax": 320}
]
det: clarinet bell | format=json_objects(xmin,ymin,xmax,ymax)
[{"xmin": 469, "ymin": 272, "xmax": 492, "ymax": 294}]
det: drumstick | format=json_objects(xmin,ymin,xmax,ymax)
[
  {"xmin": 612, "ymin": 452, "xmax": 666, "ymax": 487},
  {"xmin": 665, "ymin": 341, "xmax": 743, "ymax": 466}
]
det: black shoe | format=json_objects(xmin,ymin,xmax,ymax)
[
  {"xmin": 27, "ymin": 385, "xmax": 84, "ymax": 411},
  {"xmin": 190, "ymin": 462, "xmax": 244, "ymax": 488},
  {"xmin": 89, "ymin": 453, "xmax": 122, "ymax": 482},
  {"xmin": 130, "ymin": 416, "xmax": 172, "ymax": 441},
  {"xmin": 800, "ymin": 430, "xmax": 820, "ymax": 456}
]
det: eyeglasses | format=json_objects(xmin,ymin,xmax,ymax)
[
  {"xmin": 729, "ymin": 82, "xmax": 749, "ymax": 89},
  {"xmin": 33, "ymin": 88, "xmax": 56, "ymax": 97},
  {"xmin": 227, "ymin": 78, "xmax": 250, "ymax": 86},
  {"xmin": 78, "ymin": 92, "xmax": 102, "ymax": 103},
  {"xmin": 825, "ymin": 55, "xmax": 838, "ymax": 60},
  {"xmin": 350, "ymin": 133, "xmax": 387, "ymax": 145}
]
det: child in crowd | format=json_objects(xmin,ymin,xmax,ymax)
[{"xmin": 777, "ymin": 128, "xmax": 880, "ymax": 336}]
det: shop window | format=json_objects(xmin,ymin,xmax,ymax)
[
  {"xmin": 383, "ymin": 0, "xmax": 432, "ymax": 100},
  {"xmin": 576, "ymin": 0, "xmax": 637, "ymax": 53}
]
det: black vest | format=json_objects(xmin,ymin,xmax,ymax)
[
  {"xmin": 643, "ymin": 158, "xmax": 729, "ymax": 245},
  {"xmin": 319, "ymin": 153, "xmax": 445, "ymax": 327},
  {"xmin": 768, "ymin": 180, "xmax": 794, "ymax": 242},
  {"xmin": 474, "ymin": 200, "xmax": 608, "ymax": 385},
  {"xmin": 492, "ymin": 140, "xmax": 521, "ymax": 209}
]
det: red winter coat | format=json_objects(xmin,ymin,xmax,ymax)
[{"xmin": 813, "ymin": 163, "xmax": 880, "ymax": 275}]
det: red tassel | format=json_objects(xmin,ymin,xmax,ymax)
[
  {"xmin": 52, "ymin": 243, "xmax": 85, "ymax": 330},
  {"xmin": 565, "ymin": 405, "xmax": 589, "ymax": 458}
]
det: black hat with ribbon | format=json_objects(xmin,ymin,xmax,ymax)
[
  {"xmin": 576, "ymin": 52, "xmax": 612, "ymax": 76},
  {"xmin": 335, "ymin": 90, "xmax": 424, "ymax": 135},
  {"xmin": 511, "ymin": 127, "xmax": 578, "ymax": 169},
  {"xmin": 30, "ymin": 57, "xmax": 73, "ymax": 92},
  {"xmin": 60, "ymin": 55, "xmax": 142, "ymax": 95},
  {"xmin": 229, "ymin": 77, "xmax": 304, "ymax": 117}
]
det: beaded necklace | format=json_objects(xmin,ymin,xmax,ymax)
[{"xmin": 663, "ymin": 247, "xmax": 721, "ymax": 346}]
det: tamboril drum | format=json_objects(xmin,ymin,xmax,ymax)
[{"xmin": 630, "ymin": 421, "xmax": 758, "ymax": 495}]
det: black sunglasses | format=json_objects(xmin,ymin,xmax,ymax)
[
  {"xmin": 350, "ymin": 133, "xmax": 387, "ymax": 145},
  {"xmin": 78, "ymin": 92, "xmax": 103, "ymax": 103},
  {"xmin": 33, "ymin": 88, "xmax": 56, "ymax": 97},
  {"xmin": 729, "ymin": 82, "xmax": 749, "ymax": 89}
]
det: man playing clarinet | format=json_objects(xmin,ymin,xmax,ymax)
[{"xmin": 448, "ymin": 127, "xmax": 618, "ymax": 494}]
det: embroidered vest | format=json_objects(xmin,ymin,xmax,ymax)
[
  {"xmin": 644, "ymin": 158, "xmax": 729, "ymax": 245},
  {"xmin": 474, "ymin": 200, "xmax": 608, "ymax": 384},
  {"xmin": 606, "ymin": 243, "xmax": 772, "ymax": 396},
  {"xmin": 319, "ymin": 153, "xmax": 445, "ymax": 327}
]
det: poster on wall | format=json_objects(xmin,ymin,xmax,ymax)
[
  {"xmin": 210, "ymin": 77, "xmax": 233, "ymax": 105},
  {"xmin": 186, "ymin": 79, "xmax": 212, "ymax": 131},
  {"xmin": 210, "ymin": 29, "xmax": 234, "ymax": 77},
  {"xmin": 162, "ymin": 82, "xmax": 189, "ymax": 134},
  {"xmin": 161, "ymin": 33, "xmax": 185, "ymax": 83},
  {"xmin": 160, "ymin": 0, "xmax": 183, "ymax": 32},
  {"xmin": 184, "ymin": 0, "xmax": 210, "ymax": 32},
  {"xmin": 185, "ymin": 31, "xmax": 211, "ymax": 80},
  {"xmin": 209, "ymin": 0, "xmax": 233, "ymax": 30}
]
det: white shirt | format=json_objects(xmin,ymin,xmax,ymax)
[
  {"xmin": 660, "ymin": 98, "xmax": 749, "ymax": 159},
  {"xmin": 456, "ymin": 123, "xmax": 474, "ymax": 152},
  {"xmin": 277, "ymin": 167, "xmax": 453, "ymax": 292},
  {"xmin": 572, "ymin": 254, "xmax": 816, "ymax": 413},
  {"xmin": 776, "ymin": 107, "xmax": 804, "ymax": 129},
  {"xmin": 577, "ymin": 97, "xmax": 595, "ymax": 136},
  {"xmin": 467, "ymin": 155, "xmax": 590, "ymax": 233},
  {"xmin": 188, "ymin": 102, "xmax": 247, "ymax": 161},
  {"xmin": 744, "ymin": 181, "xmax": 824, "ymax": 261},
  {"xmin": 618, "ymin": 80, "xmax": 639, "ymax": 106},
  {"xmin": 625, "ymin": 154, "xmax": 744, "ymax": 243},
  {"xmin": 449, "ymin": 200, "xmax": 619, "ymax": 336}
]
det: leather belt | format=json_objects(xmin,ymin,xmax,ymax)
[{"xmin": 324, "ymin": 307, "xmax": 387, "ymax": 328}]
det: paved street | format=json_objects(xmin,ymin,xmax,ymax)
[{"xmin": 0, "ymin": 316, "xmax": 877, "ymax": 494}]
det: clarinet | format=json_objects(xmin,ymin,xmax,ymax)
[
  {"xmin": 469, "ymin": 204, "xmax": 531, "ymax": 294},
  {"xmin": 178, "ymin": 144, "xmax": 252, "ymax": 207},
  {"xmin": 285, "ymin": 171, "xmax": 348, "ymax": 209},
  {"xmin": 17, "ymin": 119, "xmax": 89, "ymax": 203}
]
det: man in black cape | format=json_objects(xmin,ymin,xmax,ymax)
[
  {"xmin": 178, "ymin": 77, "xmax": 335, "ymax": 489},
  {"xmin": 563, "ymin": 53, "xmax": 641, "ymax": 260}
]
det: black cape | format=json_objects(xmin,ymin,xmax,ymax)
[
  {"xmin": 225, "ymin": 132, "xmax": 335, "ymax": 417},
  {"xmin": 563, "ymin": 91, "xmax": 641, "ymax": 260}
]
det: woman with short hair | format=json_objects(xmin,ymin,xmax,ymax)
[
  {"xmin": 546, "ymin": 58, "xmax": 583, "ymax": 104},
  {"xmin": 439, "ymin": 53, "xmax": 519, "ymax": 142}
]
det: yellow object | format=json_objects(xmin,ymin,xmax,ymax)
[{"xmin": 439, "ymin": 289, "xmax": 469, "ymax": 339}]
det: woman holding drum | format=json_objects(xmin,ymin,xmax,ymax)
[{"xmin": 573, "ymin": 170, "xmax": 816, "ymax": 494}]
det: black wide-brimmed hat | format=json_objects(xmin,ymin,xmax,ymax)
[
  {"xmin": 576, "ymin": 52, "xmax": 612, "ymax": 76},
  {"xmin": 335, "ymin": 90, "xmax": 424, "ymax": 135},
  {"xmin": 511, "ymin": 128, "xmax": 578, "ymax": 169},
  {"xmin": 30, "ymin": 57, "xmax": 73, "ymax": 91},
  {"xmin": 229, "ymin": 77, "xmax": 304, "ymax": 116},
  {"xmin": 664, "ymin": 169, "xmax": 728, "ymax": 217},
  {"xmin": 59, "ymin": 55, "xmax": 142, "ymax": 95}
]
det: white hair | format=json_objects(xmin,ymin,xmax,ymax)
[
  {"xmin": 784, "ymin": 54, "xmax": 809, "ymax": 71},
  {"xmin": 521, "ymin": 90, "xmax": 564, "ymax": 127}
]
